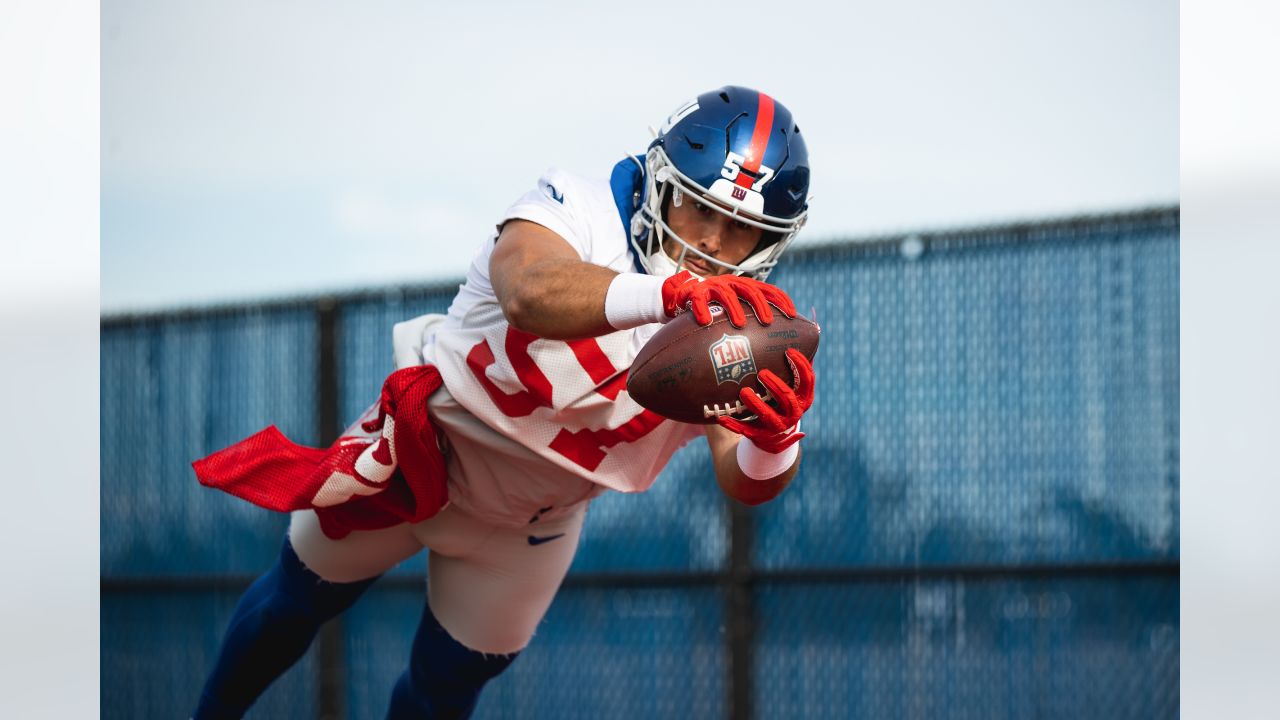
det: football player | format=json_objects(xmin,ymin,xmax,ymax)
[{"xmin": 194, "ymin": 85, "xmax": 815, "ymax": 719}]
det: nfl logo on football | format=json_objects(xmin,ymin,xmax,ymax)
[{"xmin": 709, "ymin": 334, "xmax": 757, "ymax": 384}]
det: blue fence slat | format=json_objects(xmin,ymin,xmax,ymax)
[
  {"xmin": 101, "ymin": 590, "xmax": 319, "ymax": 719},
  {"xmin": 753, "ymin": 575, "xmax": 1178, "ymax": 720},
  {"xmin": 101, "ymin": 308, "xmax": 316, "ymax": 575},
  {"xmin": 342, "ymin": 585, "xmax": 727, "ymax": 720},
  {"xmin": 758, "ymin": 220, "xmax": 1178, "ymax": 570}
]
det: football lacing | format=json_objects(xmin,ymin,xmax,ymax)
[{"xmin": 701, "ymin": 388, "xmax": 774, "ymax": 419}]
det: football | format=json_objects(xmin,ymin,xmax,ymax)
[{"xmin": 627, "ymin": 303, "xmax": 820, "ymax": 425}]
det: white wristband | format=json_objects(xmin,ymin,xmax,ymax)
[
  {"xmin": 736, "ymin": 436, "xmax": 801, "ymax": 481},
  {"xmin": 604, "ymin": 272, "xmax": 667, "ymax": 330}
]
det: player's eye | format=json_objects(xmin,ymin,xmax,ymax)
[
  {"xmin": 733, "ymin": 220, "xmax": 750, "ymax": 231},
  {"xmin": 695, "ymin": 203, "xmax": 713, "ymax": 215}
]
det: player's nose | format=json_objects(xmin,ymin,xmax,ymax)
[{"xmin": 698, "ymin": 222, "xmax": 724, "ymax": 254}]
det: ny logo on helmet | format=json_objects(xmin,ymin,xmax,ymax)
[{"xmin": 709, "ymin": 334, "xmax": 757, "ymax": 384}]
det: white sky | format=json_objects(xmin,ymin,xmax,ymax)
[{"xmin": 101, "ymin": 0, "xmax": 1178, "ymax": 313}]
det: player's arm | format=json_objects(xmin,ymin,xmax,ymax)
[
  {"xmin": 705, "ymin": 422, "xmax": 801, "ymax": 505},
  {"xmin": 490, "ymin": 220, "xmax": 799, "ymax": 340},
  {"xmin": 489, "ymin": 220, "xmax": 619, "ymax": 340}
]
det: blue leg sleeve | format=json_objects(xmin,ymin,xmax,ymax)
[
  {"xmin": 193, "ymin": 537, "xmax": 378, "ymax": 720},
  {"xmin": 385, "ymin": 600, "xmax": 519, "ymax": 720}
]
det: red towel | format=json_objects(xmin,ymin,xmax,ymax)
[{"xmin": 193, "ymin": 365, "xmax": 449, "ymax": 539}]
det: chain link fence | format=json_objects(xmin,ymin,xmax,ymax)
[{"xmin": 101, "ymin": 207, "xmax": 1178, "ymax": 718}]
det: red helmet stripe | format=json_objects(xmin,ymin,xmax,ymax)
[{"xmin": 734, "ymin": 92, "xmax": 775, "ymax": 188}]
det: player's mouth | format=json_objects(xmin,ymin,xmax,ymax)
[{"xmin": 683, "ymin": 257, "xmax": 717, "ymax": 277}]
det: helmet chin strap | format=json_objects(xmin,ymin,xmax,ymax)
[{"xmin": 646, "ymin": 246, "xmax": 682, "ymax": 278}]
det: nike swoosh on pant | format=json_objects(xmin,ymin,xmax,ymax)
[{"xmin": 527, "ymin": 533, "xmax": 566, "ymax": 546}]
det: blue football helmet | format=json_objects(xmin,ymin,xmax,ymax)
[{"xmin": 631, "ymin": 85, "xmax": 811, "ymax": 281}]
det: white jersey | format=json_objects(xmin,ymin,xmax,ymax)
[{"xmin": 422, "ymin": 167, "xmax": 703, "ymax": 524}]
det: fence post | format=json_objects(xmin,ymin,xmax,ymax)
[
  {"xmin": 727, "ymin": 501, "xmax": 755, "ymax": 720},
  {"xmin": 315, "ymin": 297, "xmax": 346, "ymax": 720}
]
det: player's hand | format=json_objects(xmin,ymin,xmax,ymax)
[
  {"xmin": 661, "ymin": 270, "xmax": 798, "ymax": 328},
  {"xmin": 716, "ymin": 349, "xmax": 815, "ymax": 452}
]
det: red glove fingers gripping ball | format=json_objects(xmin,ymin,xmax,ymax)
[
  {"xmin": 661, "ymin": 270, "xmax": 798, "ymax": 327},
  {"xmin": 716, "ymin": 348, "xmax": 815, "ymax": 453}
]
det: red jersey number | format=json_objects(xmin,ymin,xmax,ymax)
[{"xmin": 466, "ymin": 327, "xmax": 666, "ymax": 471}]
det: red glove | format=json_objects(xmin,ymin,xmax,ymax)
[
  {"xmin": 661, "ymin": 270, "xmax": 798, "ymax": 327},
  {"xmin": 716, "ymin": 349, "xmax": 815, "ymax": 452}
]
